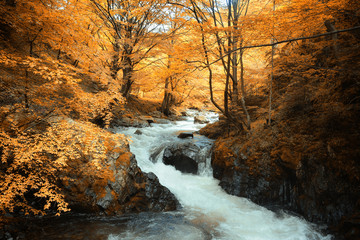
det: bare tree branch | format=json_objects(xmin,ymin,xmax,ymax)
[{"xmin": 210, "ymin": 26, "xmax": 360, "ymax": 65}]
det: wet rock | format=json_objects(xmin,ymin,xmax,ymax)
[
  {"xmin": 110, "ymin": 117, "xmax": 149, "ymax": 128},
  {"xmin": 336, "ymin": 213, "xmax": 360, "ymax": 240},
  {"xmin": 154, "ymin": 118, "xmax": 171, "ymax": 124},
  {"xmin": 295, "ymin": 157, "xmax": 358, "ymax": 224},
  {"xmin": 150, "ymin": 143, "xmax": 168, "ymax": 162},
  {"xmin": 134, "ymin": 129, "xmax": 143, "ymax": 135},
  {"xmin": 139, "ymin": 116, "xmax": 154, "ymax": 125},
  {"xmin": 114, "ymin": 154, "xmax": 179, "ymax": 213},
  {"xmin": 177, "ymin": 132, "xmax": 194, "ymax": 139},
  {"xmin": 163, "ymin": 142, "xmax": 206, "ymax": 174},
  {"xmin": 194, "ymin": 115, "xmax": 209, "ymax": 124},
  {"xmin": 211, "ymin": 139, "xmax": 360, "ymax": 228},
  {"xmin": 144, "ymin": 172, "xmax": 180, "ymax": 211}
]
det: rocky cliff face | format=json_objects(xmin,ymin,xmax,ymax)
[
  {"xmin": 210, "ymin": 134, "xmax": 360, "ymax": 238},
  {"xmin": 212, "ymin": 142, "xmax": 357, "ymax": 220}
]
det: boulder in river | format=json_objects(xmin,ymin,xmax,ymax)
[
  {"xmin": 139, "ymin": 116, "xmax": 155, "ymax": 125},
  {"xmin": 134, "ymin": 129, "xmax": 143, "ymax": 135},
  {"xmin": 177, "ymin": 132, "xmax": 194, "ymax": 139},
  {"xmin": 154, "ymin": 118, "xmax": 171, "ymax": 124},
  {"xmin": 194, "ymin": 115, "xmax": 209, "ymax": 124},
  {"xmin": 162, "ymin": 142, "xmax": 208, "ymax": 174}
]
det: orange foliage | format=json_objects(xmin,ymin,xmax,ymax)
[{"xmin": 0, "ymin": 0, "xmax": 126, "ymax": 216}]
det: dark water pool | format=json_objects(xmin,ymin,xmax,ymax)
[{"xmin": 19, "ymin": 212, "xmax": 213, "ymax": 240}]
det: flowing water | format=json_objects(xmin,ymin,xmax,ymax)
[
  {"xmin": 27, "ymin": 111, "xmax": 332, "ymax": 240},
  {"xmin": 113, "ymin": 111, "xmax": 332, "ymax": 240}
]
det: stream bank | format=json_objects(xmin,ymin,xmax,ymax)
[{"xmin": 200, "ymin": 116, "xmax": 360, "ymax": 240}]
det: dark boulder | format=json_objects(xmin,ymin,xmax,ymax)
[
  {"xmin": 163, "ymin": 142, "xmax": 205, "ymax": 174},
  {"xmin": 164, "ymin": 154, "xmax": 198, "ymax": 174},
  {"xmin": 134, "ymin": 129, "xmax": 143, "ymax": 135},
  {"xmin": 144, "ymin": 172, "xmax": 180, "ymax": 211},
  {"xmin": 177, "ymin": 132, "xmax": 194, "ymax": 139}
]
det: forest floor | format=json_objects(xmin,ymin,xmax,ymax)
[{"xmin": 122, "ymin": 96, "xmax": 163, "ymax": 116}]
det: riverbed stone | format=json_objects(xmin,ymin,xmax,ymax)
[
  {"xmin": 154, "ymin": 118, "xmax": 171, "ymax": 124},
  {"xmin": 134, "ymin": 129, "xmax": 143, "ymax": 135},
  {"xmin": 163, "ymin": 142, "xmax": 206, "ymax": 174},
  {"xmin": 194, "ymin": 115, "xmax": 209, "ymax": 124},
  {"xmin": 177, "ymin": 132, "xmax": 194, "ymax": 139},
  {"xmin": 110, "ymin": 117, "xmax": 149, "ymax": 128}
]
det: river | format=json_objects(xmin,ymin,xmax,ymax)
[{"xmin": 114, "ymin": 110, "xmax": 332, "ymax": 240}]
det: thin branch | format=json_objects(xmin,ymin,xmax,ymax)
[{"xmin": 210, "ymin": 26, "xmax": 360, "ymax": 66}]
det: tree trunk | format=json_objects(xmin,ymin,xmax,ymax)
[
  {"xmin": 121, "ymin": 68, "xmax": 133, "ymax": 98},
  {"xmin": 268, "ymin": 43, "xmax": 274, "ymax": 125},
  {"xmin": 190, "ymin": 0, "xmax": 245, "ymax": 132},
  {"xmin": 24, "ymin": 39, "xmax": 36, "ymax": 109},
  {"xmin": 239, "ymin": 41, "xmax": 246, "ymax": 98},
  {"xmin": 232, "ymin": 24, "xmax": 239, "ymax": 105},
  {"xmin": 268, "ymin": 0, "xmax": 275, "ymax": 125},
  {"xmin": 224, "ymin": 9, "xmax": 232, "ymax": 116},
  {"xmin": 325, "ymin": 20, "xmax": 338, "ymax": 58},
  {"xmin": 239, "ymin": 41, "xmax": 251, "ymax": 130},
  {"xmin": 224, "ymin": 53, "xmax": 231, "ymax": 116},
  {"xmin": 111, "ymin": 38, "xmax": 121, "ymax": 80},
  {"xmin": 161, "ymin": 77, "xmax": 174, "ymax": 116},
  {"xmin": 120, "ymin": 54, "xmax": 133, "ymax": 99},
  {"xmin": 161, "ymin": 92, "xmax": 173, "ymax": 116}
]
